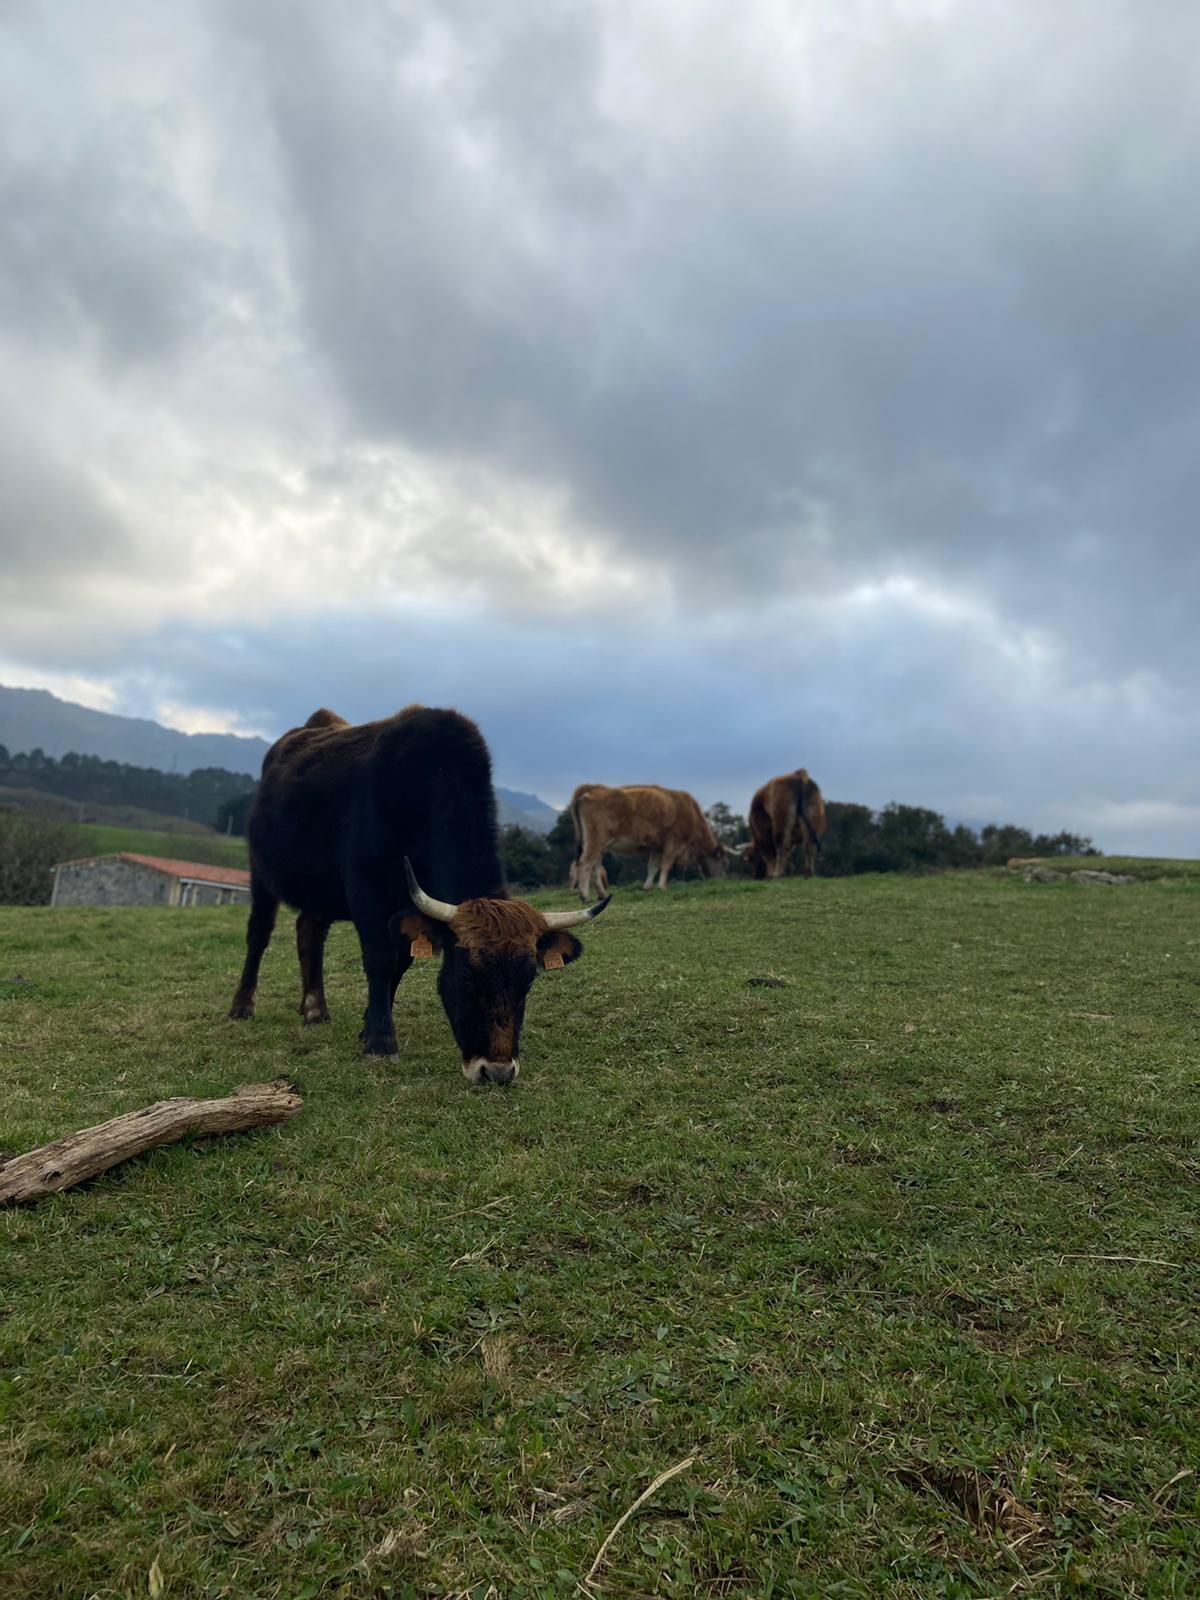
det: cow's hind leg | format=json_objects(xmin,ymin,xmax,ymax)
[
  {"xmin": 656, "ymin": 852, "xmax": 677, "ymax": 890},
  {"xmin": 643, "ymin": 852, "xmax": 661, "ymax": 890},
  {"xmin": 296, "ymin": 913, "xmax": 332, "ymax": 1023},
  {"xmin": 229, "ymin": 873, "xmax": 279, "ymax": 1019},
  {"xmin": 576, "ymin": 854, "xmax": 599, "ymax": 903},
  {"xmin": 801, "ymin": 834, "xmax": 816, "ymax": 878},
  {"xmin": 768, "ymin": 827, "xmax": 789, "ymax": 878}
]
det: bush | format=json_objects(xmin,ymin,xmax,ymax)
[
  {"xmin": 499, "ymin": 825, "xmax": 557, "ymax": 890},
  {"xmin": 806, "ymin": 804, "xmax": 1098, "ymax": 876},
  {"xmin": 0, "ymin": 814, "xmax": 86, "ymax": 905}
]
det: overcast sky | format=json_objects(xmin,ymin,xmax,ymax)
[{"xmin": 1, "ymin": 0, "xmax": 1197, "ymax": 851}]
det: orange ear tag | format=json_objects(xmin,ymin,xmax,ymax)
[
  {"xmin": 542, "ymin": 948, "xmax": 565, "ymax": 970},
  {"xmin": 410, "ymin": 935, "xmax": 434, "ymax": 960}
]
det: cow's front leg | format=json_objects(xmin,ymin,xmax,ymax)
[
  {"xmin": 363, "ymin": 946, "xmax": 413, "ymax": 1047},
  {"xmin": 390, "ymin": 948, "xmax": 413, "ymax": 1009},
  {"xmin": 349, "ymin": 898, "xmax": 404, "ymax": 1055},
  {"xmin": 359, "ymin": 939, "xmax": 400, "ymax": 1055}
]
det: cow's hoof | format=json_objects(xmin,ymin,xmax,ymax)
[
  {"xmin": 300, "ymin": 1004, "xmax": 331, "ymax": 1025},
  {"xmin": 229, "ymin": 1003, "xmax": 255, "ymax": 1021},
  {"xmin": 362, "ymin": 1036, "xmax": 399, "ymax": 1058}
]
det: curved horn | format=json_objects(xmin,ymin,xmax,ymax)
[
  {"xmin": 542, "ymin": 894, "xmax": 612, "ymax": 931},
  {"xmin": 404, "ymin": 858, "xmax": 459, "ymax": 923}
]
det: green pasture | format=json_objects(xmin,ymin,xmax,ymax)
[
  {"xmin": 1, "ymin": 872, "xmax": 1196, "ymax": 1597},
  {"xmin": 73, "ymin": 824, "xmax": 250, "ymax": 872}
]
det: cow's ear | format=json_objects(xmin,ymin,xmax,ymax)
[
  {"xmin": 537, "ymin": 930, "xmax": 583, "ymax": 970},
  {"xmin": 390, "ymin": 912, "xmax": 449, "ymax": 958}
]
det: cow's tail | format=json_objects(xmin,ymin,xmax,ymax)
[
  {"xmin": 795, "ymin": 770, "xmax": 823, "ymax": 854},
  {"xmin": 569, "ymin": 784, "xmax": 599, "ymax": 888},
  {"xmin": 569, "ymin": 785, "xmax": 589, "ymax": 861}
]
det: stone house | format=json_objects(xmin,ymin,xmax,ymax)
[{"xmin": 51, "ymin": 852, "xmax": 252, "ymax": 908}]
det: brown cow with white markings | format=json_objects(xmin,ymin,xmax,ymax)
[{"xmin": 570, "ymin": 783, "xmax": 726, "ymax": 901}]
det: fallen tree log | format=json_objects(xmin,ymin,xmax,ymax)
[{"xmin": 0, "ymin": 1081, "xmax": 303, "ymax": 1205}]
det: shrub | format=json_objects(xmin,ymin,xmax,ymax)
[{"xmin": 0, "ymin": 813, "xmax": 86, "ymax": 905}]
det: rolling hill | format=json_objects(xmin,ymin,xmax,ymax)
[{"xmin": 0, "ymin": 685, "xmax": 559, "ymax": 832}]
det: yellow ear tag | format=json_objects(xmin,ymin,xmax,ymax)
[
  {"xmin": 410, "ymin": 935, "xmax": 434, "ymax": 960},
  {"xmin": 542, "ymin": 948, "xmax": 565, "ymax": 970}
]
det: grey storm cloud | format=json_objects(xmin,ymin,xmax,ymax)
[
  {"xmin": 0, "ymin": 0, "xmax": 1198, "ymax": 852},
  {"xmin": 228, "ymin": 0, "xmax": 1200, "ymax": 667},
  {"xmin": 21, "ymin": 602, "xmax": 1198, "ymax": 857},
  {"xmin": 0, "ymin": 426, "xmax": 128, "ymax": 585}
]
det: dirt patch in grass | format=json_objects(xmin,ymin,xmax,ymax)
[{"xmin": 900, "ymin": 1462, "xmax": 1046, "ymax": 1544}]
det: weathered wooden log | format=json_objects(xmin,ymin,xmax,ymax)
[{"xmin": 0, "ymin": 1081, "xmax": 303, "ymax": 1205}]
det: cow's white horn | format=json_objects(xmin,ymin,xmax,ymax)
[
  {"xmin": 404, "ymin": 858, "xmax": 459, "ymax": 923},
  {"xmin": 543, "ymin": 894, "xmax": 612, "ymax": 931}
]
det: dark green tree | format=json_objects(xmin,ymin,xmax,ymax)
[
  {"xmin": 819, "ymin": 802, "xmax": 879, "ymax": 874},
  {"xmin": 1031, "ymin": 830, "xmax": 1097, "ymax": 857},
  {"xmin": 705, "ymin": 801, "xmax": 749, "ymax": 848},
  {"xmin": 216, "ymin": 789, "xmax": 256, "ymax": 837},
  {"xmin": 979, "ymin": 823, "xmax": 1036, "ymax": 865},
  {"xmin": 499, "ymin": 826, "xmax": 555, "ymax": 889}
]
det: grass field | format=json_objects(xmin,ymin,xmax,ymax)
[
  {"xmin": 1, "ymin": 873, "xmax": 1197, "ymax": 1598},
  {"xmin": 73, "ymin": 823, "xmax": 250, "ymax": 871}
]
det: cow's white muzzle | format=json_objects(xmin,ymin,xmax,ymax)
[{"xmin": 464, "ymin": 1056, "xmax": 520, "ymax": 1086}]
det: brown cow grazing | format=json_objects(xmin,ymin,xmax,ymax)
[
  {"xmin": 570, "ymin": 783, "xmax": 726, "ymax": 901},
  {"xmin": 229, "ymin": 705, "xmax": 610, "ymax": 1082},
  {"xmin": 744, "ymin": 770, "xmax": 827, "ymax": 879}
]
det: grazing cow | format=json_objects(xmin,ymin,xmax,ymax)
[
  {"xmin": 744, "ymin": 769, "xmax": 827, "ymax": 879},
  {"xmin": 229, "ymin": 706, "xmax": 609, "ymax": 1082},
  {"xmin": 570, "ymin": 782, "xmax": 726, "ymax": 901}
]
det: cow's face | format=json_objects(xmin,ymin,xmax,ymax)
[{"xmin": 391, "ymin": 865, "xmax": 609, "ymax": 1084}]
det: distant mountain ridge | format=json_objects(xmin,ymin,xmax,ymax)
[
  {"xmin": 0, "ymin": 685, "xmax": 559, "ymax": 834},
  {"xmin": 0, "ymin": 685, "xmax": 271, "ymax": 775}
]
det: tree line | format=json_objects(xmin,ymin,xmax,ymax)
[
  {"xmin": 497, "ymin": 801, "xmax": 1097, "ymax": 888},
  {"xmin": 0, "ymin": 746, "xmax": 254, "ymax": 830}
]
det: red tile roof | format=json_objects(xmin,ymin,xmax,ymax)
[
  {"xmin": 56, "ymin": 851, "xmax": 251, "ymax": 888},
  {"xmin": 121, "ymin": 853, "xmax": 251, "ymax": 887}
]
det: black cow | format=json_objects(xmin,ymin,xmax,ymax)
[{"xmin": 229, "ymin": 705, "xmax": 609, "ymax": 1082}]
